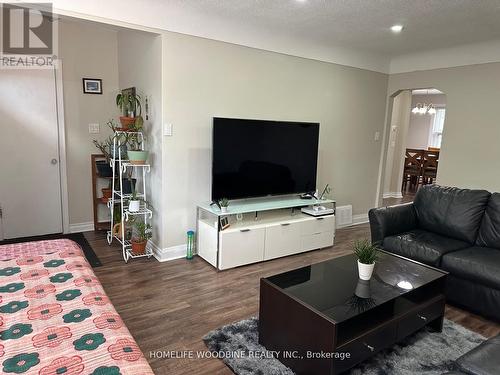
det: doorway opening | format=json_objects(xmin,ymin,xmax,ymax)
[
  {"xmin": 0, "ymin": 15, "xmax": 162, "ymax": 240},
  {"xmin": 382, "ymin": 88, "xmax": 447, "ymax": 206}
]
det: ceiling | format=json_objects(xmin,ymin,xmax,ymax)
[
  {"xmin": 161, "ymin": 0, "xmax": 500, "ymax": 56},
  {"xmin": 52, "ymin": 0, "xmax": 500, "ymax": 73}
]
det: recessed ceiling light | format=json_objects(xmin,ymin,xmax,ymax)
[{"xmin": 391, "ymin": 24, "xmax": 404, "ymax": 33}]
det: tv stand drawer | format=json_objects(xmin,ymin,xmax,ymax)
[
  {"xmin": 301, "ymin": 215, "xmax": 335, "ymax": 235},
  {"xmin": 219, "ymin": 228, "xmax": 265, "ymax": 269}
]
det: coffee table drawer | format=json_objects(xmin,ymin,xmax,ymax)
[
  {"xmin": 335, "ymin": 322, "xmax": 397, "ymax": 373},
  {"xmin": 397, "ymin": 298, "xmax": 445, "ymax": 340}
]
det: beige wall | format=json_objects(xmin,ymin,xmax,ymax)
[
  {"xmin": 59, "ymin": 20, "xmax": 120, "ymax": 225},
  {"xmin": 383, "ymin": 90, "xmax": 411, "ymax": 196},
  {"xmin": 383, "ymin": 62, "xmax": 500, "ymax": 197},
  {"xmin": 162, "ymin": 32, "xmax": 388, "ymax": 247},
  {"xmin": 407, "ymin": 94, "xmax": 447, "ymax": 149},
  {"xmin": 117, "ymin": 30, "xmax": 164, "ymax": 247}
]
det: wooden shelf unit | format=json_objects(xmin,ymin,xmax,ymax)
[{"xmin": 91, "ymin": 154, "xmax": 111, "ymax": 231}]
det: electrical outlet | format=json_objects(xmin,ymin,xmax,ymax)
[
  {"xmin": 164, "ymin": 123, "xmax": 173, "ymax": 136},
  {"xmin": 89, "ymin": 123, "xmax": 100, "ymax": 134}
]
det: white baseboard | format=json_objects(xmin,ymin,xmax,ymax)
[
  {"xmin": 382, "ymin": 192, "xmax": 403, "ymax": 199},
  {"xmin": 337, "ymin": 213, "xmax": 369, "ymax": 228},
  {"xmin": 351, "ymin": 213, "xmax": 369, "ymax": 226},
  {"xmin": 152, "ymin": 243, "xmax": 187, "ymax": 262},
  {"xmin": 69, "ymin": 222, "xmax": 94, "ymax": 233}
]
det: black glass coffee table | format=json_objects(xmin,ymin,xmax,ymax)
[{"xmin": 259, "ymin": 251, "xmax": 448, "ymax": 374}]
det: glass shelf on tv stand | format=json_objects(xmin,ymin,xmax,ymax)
[{"xmin": 198, "ymin": 195, "xmax": 336, "ymax": 217}]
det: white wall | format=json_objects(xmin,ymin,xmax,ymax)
[
  {"xmin": 379, "ymin": 62, "xmax": 500, "ymax": 200},
  {"xmin": 382, "ymin": 91, "xmax": 411, "ymax": 197},
  {"xmin": 59, "ymin": 20, "xmax": 120, "ymax": 226},
  {"xmin": 117, "ymin": 30, "xmax": 164, "ymax": 247},
  {"xmin": 162, "ymin": 32, "xmax": 388, "ymax": 247},
  {"xmin": 406, "ymin": 94, "xmax": 446, "ymax": 150}
]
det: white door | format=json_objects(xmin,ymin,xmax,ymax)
[{"xmin": 0, "ymin": 68, "xmax": 63, "ymax": 239}]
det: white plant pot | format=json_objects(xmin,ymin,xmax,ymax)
[
  {"xmin": 129, "ymin": 200, "xmax": 140, "ymax": 212},
  {"xmin": 358, "ymin": 260, "xmax": 375, "ymax": 281},
  {"xmin": 221, "ymin": 207, "xmax": 228, "ymax": 213}
]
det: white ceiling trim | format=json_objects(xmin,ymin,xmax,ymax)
[
  {"xmin": 51, "ymin": 0, "xmax": 500, "ymax": 76},
  {"xmin": 390, "ymin": 39, "xmax": 500, "ymax": 74},
  {"xmin": 51, "ymin": 0, "xmax": 390, "ymax": 73}
]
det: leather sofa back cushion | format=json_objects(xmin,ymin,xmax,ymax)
[
  {"xmin": 414, "ymin": 185, "xmax": 490, "ymax": 243},
  {"xmin": 477, "ymin": 193, "xmax": 500, "ymax": 248}
]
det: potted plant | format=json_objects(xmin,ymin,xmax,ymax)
[
  {"xmin": 112, "ymin": 205, "xmax": 123, "ymax": 239},
  {"xmin": 219, "ymin": 198, "xmax": 229, "ymax": 213},
  {"xmin": 93, "ymin": 121, "xmax": 128, "ymax": 166},
  {"xmin": 353, "ymin": 239, "xmax": 379, "ymax": 281},
  {"xmin": 116, "ymin": 91, "xmax": 142, "ymax": 130},
  {"xmin": 127, "ymin": 132, "xmax": 149, "ymax": 165},
  {"xmin": 128, "ymin": 190, "xmax": 141, "ymax": 212},
  {"xmin": 101, "ymin": 187, "xmax": 112, "ymax": 203},
  {"xmin": 131, "ymin": 221, "xmax": 152, "ymax": 255}
]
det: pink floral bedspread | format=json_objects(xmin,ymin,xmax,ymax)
[{"xmin": 0, "ymin": 239, "xmax": 154, "ymax": 375}]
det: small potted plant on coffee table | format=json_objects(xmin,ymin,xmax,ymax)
[
  {"xmin": 219, "ymin": 198, "xmax": 229, "ymax": 213},
  {"xmin": 131, "ymin": 221, "xmax": 152, "ymax": 255},
  {"xmin": 353, "ymin": 239, "xmax": 379, "ymax": 281}
]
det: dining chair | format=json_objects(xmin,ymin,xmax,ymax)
[
  {"xmin": 422, "ymin": 150, "xmax": 439, "ymax": 184},
  {"xmin": 402, "ymin": 149, "xmax": 424, "ymax": 191}
]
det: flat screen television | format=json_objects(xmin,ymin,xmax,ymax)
[{"xmin": 212, "ymin": 117, "xmax": 320, "ymax": 201}]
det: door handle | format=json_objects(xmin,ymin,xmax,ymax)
[
  {"xmin": 363, "ymin": 343, "xmax": 375, "ymax": 352},
  {"xmin": 51, "ymin": 158, "xmax": 58, "ymax": 165}
]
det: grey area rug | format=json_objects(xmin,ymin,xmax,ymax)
[{"xmin": 203, "ymin": 317, "xmax": 484, "ymax": 375}]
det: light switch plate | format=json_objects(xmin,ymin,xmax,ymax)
[
  {"xmin": 164, "ymin": 123, "xmax": 173, "ymax": 136},
  {"xmin": 374, "ymin": 131, "xmax": 380, "ymax": 141},
  {"xmin": 89, "ymin": 123, "xmax": 100, "ymax": 134}
]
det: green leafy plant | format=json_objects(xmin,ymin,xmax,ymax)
[
  {"xmin": 113, "ymin": 205, "xmax": 122, "ymax": 224},
  {"xmin": 319, "ymin": 184, "xmax": 332, "ymax": 199},
  {"xmin": 219, "ymin": 198, "xmax": 229, "ymax": 208},
  {"xmin": 133, "ymin": 222, "xmax": 152, "ymax": 242},
  {"xmin": 116, "ymin": 92, "xmax": 142, "ymax": 117},
  {"xmin": 92, "ymin": 120, "xmax": 129, "ymax": 161},
  {"xmin": 127, "ymin": 132, "xmax": 143, "ymax": 151},
  {"xmin": 353, "ymin": 239, "xmax": 379, "ymax": 265}
]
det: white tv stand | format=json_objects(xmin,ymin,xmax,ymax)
[{"xmin": 196, "ymin": 196, "xmax": 336, "ymax": 270}]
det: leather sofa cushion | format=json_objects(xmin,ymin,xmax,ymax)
[
  {"xmin": 456, "ymin": 335, "xmax": 500, "ymax": 375},
  {"xmin": 413, "ymin": 185, "xmax": 491, "ymax": 244},
  {"xmin": 382, "ymin": 229, "xmax": 470, "ymax": 267},
  {"xmin": 442, "ymin": 247, "xmax": 500, "ymax": 290},
  {"xmin": 477, "ymin": 193, "xmax": 500, "ymax": 249}
]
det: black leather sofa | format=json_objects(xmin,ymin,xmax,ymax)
[
  {"xmin": 369, "ymin": 185, "xmax": 500, "ymax": 321},
  {"xmin": 444, "ymin": 334, "xmax": 500, "ymax": 375}
]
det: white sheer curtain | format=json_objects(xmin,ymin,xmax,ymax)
[{"xmin": 428, "ymin": 108, "xmax": 446, "ymax": 148}]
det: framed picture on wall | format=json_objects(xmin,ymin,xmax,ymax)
[{"xmin": 82, "ymin": 78, "xmax": 103, "ymax": 94}]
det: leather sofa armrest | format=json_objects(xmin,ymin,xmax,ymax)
[
  {"xmin": 369, "ymin": 203, "xmax": 418, "ymax": 245},
  {"xmin": 456, "ymin": 335, "xmax": 500, "ymax": 375}
]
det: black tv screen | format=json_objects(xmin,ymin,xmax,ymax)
[{"xmin": 212, "ymin": 118, "xmax": 320, "ymax": 201}]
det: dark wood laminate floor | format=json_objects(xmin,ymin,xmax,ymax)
[{"xmin": 84, "ymin": 224, "xmax": 500, "ymax": 375}]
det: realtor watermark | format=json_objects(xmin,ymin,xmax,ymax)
[
  {"xmin": 149, "ymin": 350, "xmax": 351, "ymax": 361},
  {"xmin": 0, "ymin": 2, "xmax": 58, "ymax": 68}
]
